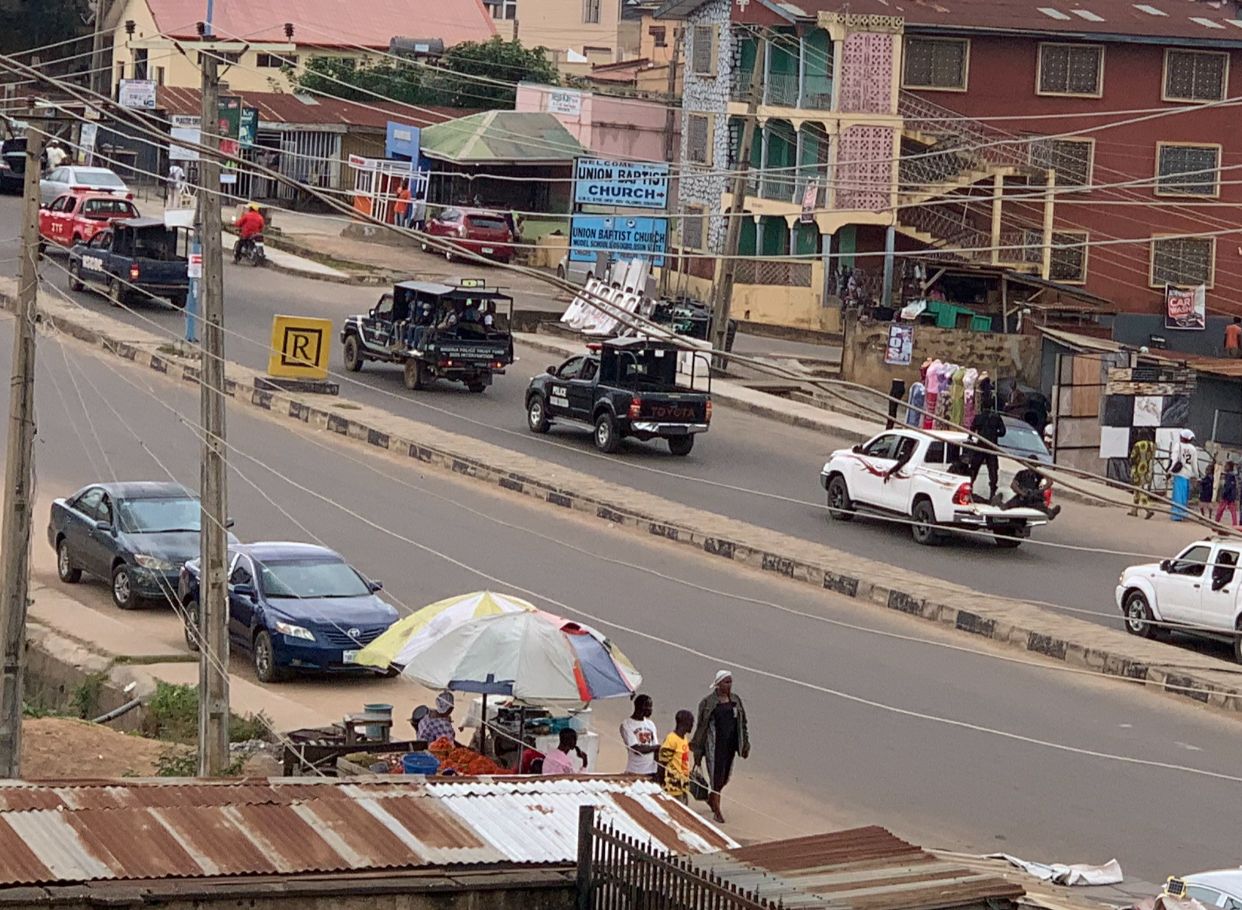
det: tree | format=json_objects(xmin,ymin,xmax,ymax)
[
  {"xmin": 295, "ymin": 56, "xmax": 429, "ymax": 106},
  {"xmin": 0, "ymin": 0, "xmax": 89, "ymax": 55}
]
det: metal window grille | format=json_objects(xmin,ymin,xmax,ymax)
[
  {"xmin": 686, "ymin": 113, "xmax": 711, "ymax": 164},
  {"xmin": 682, "ymin": 206, "xmax": 704, "ymax": 249},
  {"xmin": 902, "ymin": 38, "xmax": 966, "ymax": 88},
  {"xmin": 691, "ymin": 25, "xmax": 715, "ymax": 75},
  {"xmin": 1050, "ymin": 231, "xmax": 1087, "ymax": 282},
  {"xmin": 582, "ymin": 0, "xmax": 600, "ymax": 23},
  {"xmin": 1157, "ymin": 144, "xmax": 1219, "ymax": 195},
  {"xmin": 1038, "ymin": 44, "xmax": 1102, "ymax": 94},
  {"xmin": 1165, "ymin": 50, "xmax": 1226, "ymax": 101},
  {"xmin": 1030, "ymin": 138, "xmax": 1092, "ymax": 187},
  {"xmin": 1153, "ymin": 237, "xmax": 1212, "ymax": 286}
]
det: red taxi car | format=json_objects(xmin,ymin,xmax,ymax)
[
  {"xmin": 39, "ymin": 192, "xmax": 140, "ymax": 251},
  {"xmin": 421, "ymin": 208, "xmax": 515, "ymax": 263}
]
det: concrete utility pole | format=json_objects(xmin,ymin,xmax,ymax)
[
  {"xmin": 658, "ymin": 30, "xmax": 682, "ymax": 298},
  {"xmin": 0, "ymin": 128, "xmax": 45, "ymax": 778},
  {"xmin": 196, "ymin": 40, "xmax": 230, "ymax": 776},
  {"xmin": 709, "ymin": 48, "xmax": 764, "ymax": 357}
]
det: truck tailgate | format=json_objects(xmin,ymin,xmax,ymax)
[
  {"xmin": 637, "ymin": 394, "xmax": 707, "ymax": 422},
  {"xmin": 431, "ymin": 340, "xmax": 511, "ymax": 364},
  {"xmin": 132, "ymin": 258, "xmax": 188, "ymax": 284},
  {"xmin": 973, "ymin": 505, "xmax": 1048, "ymax": 523}
]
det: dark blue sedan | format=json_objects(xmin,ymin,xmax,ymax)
[
  {"xmin": 178, "ymin": 542, "xmax": 399, "ymax": 683},
  {"xmin": 48, "ymin": 481, "xmax": 234, "ymax": 610}
]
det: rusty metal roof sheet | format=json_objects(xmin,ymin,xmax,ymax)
[
  {"xmin": 0, "ymin": 777, "xmax": 733, "ymax": 887},
  {"xmin": 683, "ymin": 827, "xmax": 1025, "ymax": 910}
]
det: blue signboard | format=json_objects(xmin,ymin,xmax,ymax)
[
  {"xmin": 569, "ymin": 215, "xmax": 667, "ymax": 267},
  {"xmin": 574, "ymin": 158, "xmax": 669, "ymax": 209},
  {"xmin": 385, "ymin": 121, "xmax": 421, "ymax": 161}
]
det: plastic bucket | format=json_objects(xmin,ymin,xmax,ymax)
[
  {"xmin": 364, "ymin": 703, "xmax": 392, "ymax": 741},
  {"xmin": 402, "ymin": 751, "xmax": 440, "ymax": 775}
]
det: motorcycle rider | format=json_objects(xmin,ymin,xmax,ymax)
[{"xmin": 234, "ymin": 202, "xmax": 266, "ymax": 263}]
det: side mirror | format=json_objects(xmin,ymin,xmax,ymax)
[
  {"xmin": 368, "ymin": 580, "xmax": 384, "ymax": 593},
  {"xmin": 225, "ymin": 517, "xmax": 235, "ymax": 529},
  {"xmin": 232, "ymin": 583, "xmax": 257, "ymax": 601},
  {"xmin": 547, "ymin": 365, "xmax": 558, "ymax": 376},
  {"xmin": 1159, "ymin": 559, "xmax": 1172, "ymax": 573},
  {"xmin": 851, "ymin": 444, "xmax": 863, "ymax": 454},
  {"xmin": 94, "ymin": 519, "xmax": 112, "ymax": 532},
  {"xmin": 368, "ymin": 308, "xmax": 376, "ymax": 318}
]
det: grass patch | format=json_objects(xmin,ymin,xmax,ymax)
[
  {"xmin": 70, "ymin": 672, "xmax": 108, "ymax": 720},
  {"xmin": 140, "ymin": 681, "xmax": 272, "ymax": 745}
]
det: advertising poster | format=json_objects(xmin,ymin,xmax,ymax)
[
  {"xmin": 118, "ymin": 79, "xmax": 157, "ymax": 109},
  {"xmin": 1164, "ymin": 284, "xmax": 1206, "ymax": 330},
  {"xmin": 884, "ymin": 323, "xmax": 914, "ymax": 366}
]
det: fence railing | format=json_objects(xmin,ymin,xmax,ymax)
[
  {"xmin": 736, "ymin": 259, "xmax": 812, "ymax": 286},
  {"xmin": 577, "ymin": 807, "xmax": 778, "ymax": 910},
  {"xmin": 730, "ymin": 70, "xmax": 833, "ymax": 110}
]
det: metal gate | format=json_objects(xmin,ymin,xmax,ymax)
[
  {"xmin": 576, "ymin": 806, "xmax": 777, "ymax": 910},
  {"xmin": 1051, "ymin": 351, "xmax": 1123, "ymax": 474},
  {"xmin": 277, "ymin": 130, "xmax": 342, "ymax": 200}
]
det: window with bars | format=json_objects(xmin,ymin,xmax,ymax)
[
  {"xmin": 257, "ymin": 53, "xmax": 298, "ymax": 68},
  {"xmin": 1165, "ymin": 49, "xmax": 1227, "ymax": 102},
  {"xmin": 1038, "ymin": 44, "xmax": 1103, "ymax": 96},
  {"xmin": 691, "ymin": 25, "xmax": 716, "ymax": 75},
  {"xmin": 1152, "ymin": 237, "xmax": 1213, "ymax": 287},
  {"xmin": 1157, "ymin": 143, "xmax": 1220, "ymax": 196},
  {"xmin": 687, "ymin": 113, "xmax": 713, "ymax": 165},
  {"xmin": 902, "ymin": 38, "xmax": 968, "ymax": 89},
  {"xmin": 649, "ymin": 27, "xmax": 667, "ymax": 48},
  {"xmin": 582, "ymin": 0, "xmax": 600, "ymax": 23},
  {"xmin": 1020, "ymin": 229, "xmax": 1088, "ymax": 282},
  {"xmin": 682, "ymin": 205, "xmax": 705, "ymax": 249},
  {"xmin": 1031, "ymin": 138, "xmax": 1093, "ymax": 188}
]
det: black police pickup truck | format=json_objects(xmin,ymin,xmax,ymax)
[
  {"xmin": 67, "ymin": 218, "xmax": 190, "ymax": 308},
  {"xmin": 341, "ymin": 279, "xmax": 514, "ymax": 393},
  {"xmin": 525, "ymin": 337, "xmax": 711, "ymax": 456}
]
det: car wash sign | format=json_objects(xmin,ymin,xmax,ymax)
[
  {"xmin": 569, "ymin": 215, "xmax": 667, "ymax": 266},
  {"xmin": 574, "ymin": 158, "xmax": 669, "ymax": 210}
]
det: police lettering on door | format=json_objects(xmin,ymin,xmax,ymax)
[{"xmin": 551, "ymin": 385, "xmax": 570, "ymax": 408}]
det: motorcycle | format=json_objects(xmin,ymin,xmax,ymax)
[{"xmin": 234, "ymin": 234, "xmax": 266, "ymax": 266}]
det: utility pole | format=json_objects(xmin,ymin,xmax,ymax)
[
  {"xmin": 709, "ymin": 48, "xmax": 764, "ymax": 357},
  {"xmin": 659, "ymin": 30, "xmax": 682, "ymax": 298},
  {"xmin": 196, "ymin": 35, "xmax": 230, "ymax": 776},
  {"xmin": 0, "ymin": 127, "xmax": 45, "ymax": 778}
]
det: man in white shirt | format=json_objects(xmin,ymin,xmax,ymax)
[
  {"xmin": 44, "ymin": 141, "xmax": 67, "ymax": 171},
  {"xmin": 1171, "ymin": 429, "xmax": 1199, "ymax": 523},
  {"xmin": 619, "ymin": 694, "xmax": 658, "ymax": 776}
]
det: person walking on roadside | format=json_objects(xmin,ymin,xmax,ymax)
[
  {"xmin": 620, "ymin": 694, "xmax": 658, "ymax": 777},
  {"xmin": 1216, "ymin": 461, "xmax": 1239, "ymax": 526},
  {"xmin": 1170, "ymin": 430, "xmax": 1200, "ymax": 522},
  {"xmin": 1128, "ymin": 438, "xmax": 1156, "ymax": 519},
  {"xmin": 692, "ymin": 671, "xmax": 749, "ymax": 824},
  {"xmin": 968, "ymin": 406, "xmax": 1007, "ymax": 503},
  {"xmin": 657, "ymin": 710, "xmax": 694, "ymax": 803},
  {"xmin": 1225, "ymin": 317, "xmax": 1242, "ymax": 358}
]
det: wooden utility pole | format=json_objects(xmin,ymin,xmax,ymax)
[
  {"xmin": 709, "ymin": 48, "xmax": 764, "ymax": 356},
  {"xmin": 659, "ymin": 30, "xmax": 682, "ymax": 298},
  {"xmin": 0, "ymin": 128, "xmax": 45, "ymax": 778},
  {"xmin": 197, "ymin": 44, "xmax": 230, "ymax": 776}
]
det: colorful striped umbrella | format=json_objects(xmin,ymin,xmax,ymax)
[
  {"xmin": 355, "ymin": 591, "xmax": 537, "ymax": 669},
  {"xmin": 395, "ymin": 609, "xmax": 642, "ymax": 703}
]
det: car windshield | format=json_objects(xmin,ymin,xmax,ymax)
[
  {"xmin": 1003, "ymin": 423, "xmax": 1048, "ymax": 455},
  {"xmin": 117, "ymin": 496, "xmax": 200, "ymax": 533},
  {"xmin": 258, "ymin": 558, "xmax": 371, "ymax": 598},
  {"xmin": 81, "ymin": 171, "xmax": 126, "ymax": 189},
  {"xmin": 83, "ymin": 198, "xmax": 137, "ymax": 219},
  {"xmin": 466, "ymin": 215, "xmax": 508, "ymax": 231}
]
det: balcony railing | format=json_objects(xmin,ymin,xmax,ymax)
[
  {"xmin": 746, "ymin": 165, "xmax": 825, "ymax": 203},
  {"xmin": 736, "ymin": 260, "xmax": 813, "ymax": 287},
  {"xmin": 730, "ymin": 69, "xmax": 834, "ymax": 111}
]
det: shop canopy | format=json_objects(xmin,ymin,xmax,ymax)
[{"xmin": 420, "ymin": 111, "xmax": 585, "ymax": 166}]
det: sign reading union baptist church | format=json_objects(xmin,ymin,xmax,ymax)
[{"xmin": 573, "ymin": 158, "xmax": 670, "ymax": 209}]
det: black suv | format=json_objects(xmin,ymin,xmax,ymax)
[
  {"xmin": 0, "ymin": 137, "xmax": 27, "ymax": 194},
  {"xmin": 525, "ymin": 337, "xmax": 711, "ymax": 456}
]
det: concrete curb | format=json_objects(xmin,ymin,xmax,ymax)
[
  {"xmin": 15, "ymin": 286, "xmax": 1242, "ymax": 718},
  {"xmin": 224, "ymin": 227, "xmax": 397, "ymax": 287}
]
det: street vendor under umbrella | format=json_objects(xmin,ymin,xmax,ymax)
[{"xmin": 416, "ymin": 691, "xmax": 458, "ymax": 745}]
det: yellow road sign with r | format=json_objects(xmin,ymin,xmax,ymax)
[{"xmin": 267, "ymin": 315, "xmax": 332, "ymax": 380}]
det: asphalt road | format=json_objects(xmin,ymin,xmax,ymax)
[
  {"xmin": 9, "ymin": 314, "xmax": 1242, "ymax": 883},
  {"xmin": 0, "ymin": 195, "xmax": 1201, "ymax": 630}
]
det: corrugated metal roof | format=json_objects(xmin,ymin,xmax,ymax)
[
  {"xmin": 0, "ymin": 778, "xmax": 733, "ymax": 887},
  {"xmin": 681, "ymin": 827, "xmax": 1025, "ymax": 910},
  {"xmin": 155, "ymin": 87, "xmax": 468, "ymax": 130}
]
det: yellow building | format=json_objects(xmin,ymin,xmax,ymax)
[{"xmin": 481, "ymin": 0, "xmax": 639, "ymax": 71}]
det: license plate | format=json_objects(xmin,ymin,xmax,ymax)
[
  {"xmin": 481, "ymin": 247, "xmax": 494, "ymax": 254},
  {"xmin": 343, "ymin": 650, "xmax": 359, "ymax": 664}
]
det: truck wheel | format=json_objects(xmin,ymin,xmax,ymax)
[
  {"xmin": 111, "ymin": 563, "xmax": 139, "ymax": 610},
  {"xmin": 343, "ymin": 335, "xmax": 364, "ymax": 372},
  {"xmin": 668, "ymin": 436, "xmax": 694, "ymax": 456},
  {"xmin": 467, "ymin": 380, "xmax": 486, "ymax": 394},
  {"xmin": 107, "ymin": 278, "xmax": 124, "ymax": 309},
  {"xmin": 527, "ymin": 395, "xmax": 550, "ymax": 433},
  {"xmin": 183, "ymin": 599, "xmax": 201, "ymax": 652},
  {"xmin": 1124, "ymin": 591, "xmax": 1156, "ymax": 638},
  {"xmin": 825, "ymin": 475, "xmax": 854, "ymax": 521},
  {"xmin": 594, "ymin": 412, "xmax": 620, "ymax": 453},
  {"xmin": 37, "ymin": 240, "xmax": 46, "ymax": 258},
  {"xmin": 993, "ymin": 532, "xmax": 1022, "ymax": 548},
  {"xmin": 910, "ymin": 500, "xmax": 942, "ymax": 546},
  {"xmin": 1234, "ymin": 618, "xmax": 1242, "ymax": 664},
  {"xmin": 56, "ymin": 539, "xmax": 81, "ymax": 583},
  {"xmin": 68, "ymin": 261, "xmax": 84, "ymax": 292},
  {"xmin": 403, "ymin": 359, "xmax": 426, "ymax": 390},
  {"xmin": 252, "ymin": 630, "xmax": 288, "ymax": 683},
  {"xmin": 170, "ymin": 294, "xmax": 187, "ymax": 309}
]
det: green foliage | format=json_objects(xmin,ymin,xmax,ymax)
[
  {"xmin": 0, "ymin": 0, "xmax": 90, "ymax": 55},
  {"xmin": 140, "ymin": 682, "xmax": 272, "ymax": 745},
  {"xmin": 294, "ymin": 40, "xmax": 559, "ymax": 110},
  {"xmin": 154, "ymin": 747, "xmax": 197, "ymax": 777},
  {"xmin": 70, "ymin": 672, "xmax": 107, "ymax": 720}
]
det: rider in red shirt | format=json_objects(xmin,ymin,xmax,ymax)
[{"xmin": 234, "ymin": 203, "xmax": 265, "ymax": 262}]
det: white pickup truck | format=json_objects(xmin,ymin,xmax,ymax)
[
  {"xmin": 819, "ymin": 429, "xmax": 1049, "ymax": 548},
  {"xmin": 1117, "ymin": 537, "xmax": 1242, "ymax": 661}
]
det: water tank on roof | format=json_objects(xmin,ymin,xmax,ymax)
[{"xmin": 389, "ymin": 37, "xmax": 445, "ymax": 58}]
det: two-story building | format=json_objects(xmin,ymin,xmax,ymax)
[{"xmin": 658, "ymin": 0, "xmax": 1242, "ymax": 332}]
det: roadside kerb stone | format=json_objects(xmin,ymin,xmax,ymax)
[{"xmin": 9, "ymin": 278, "xmax": 1242, "ymax": 718}]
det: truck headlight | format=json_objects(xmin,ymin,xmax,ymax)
[{"xmin": 275, "ymin": 621, "xmax": 315, "ymax": 641}]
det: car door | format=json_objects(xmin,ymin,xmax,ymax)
[
  {"xmin": 849, "ymin": 433, "xmax": 903, "ymax": 507},
  {"xmin": 1197, "ymin": 544, "xmax": 1241, "ymax": 632},
  {"xmin": 1154, "ymin": 543, "xmax": 1213, "ymax": 627},
  {"xmin": 63, "ymin": 487, "xmax": 106, "ymax": 573},
  {"xmin": 546, "ymin": 356, "xmax": 584, "ymax": 419},
  {"xmin": 84, "ymin": 490, "xmax": 119, "ymax": 576},
  {"xmin": 874, "ymin": 436, "xmax": 920, "ymax": 512},
  {"xmin": 79, "ymin": 230, "xmax": 112, "ymax": 287},
  {"xmin": 360, "ymin": 294, "xmax": 395, "ymax": 351},
  {"xmin": 42, "ymin": 195, "xmax": 70, "ymax": 242},
  {"xmin": 567, "ymin": 356, "xmax": 599, "ymax": 420},
  {"xmin": 227, "ymin": 554, "xmax": 257, "ymax": 648}
]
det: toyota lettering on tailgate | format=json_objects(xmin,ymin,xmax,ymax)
[{"xmin": 647, "ymin": 403, "xmax": 697, "ymax": 420}]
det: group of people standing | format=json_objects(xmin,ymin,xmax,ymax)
[{"xmin": 1127, "ymin": 429, "xmax": 1238, "ymax": 524}]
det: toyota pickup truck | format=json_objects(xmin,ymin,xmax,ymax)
[
  {"xmin": 67, "ymin": 218, "xmax": 190, "ymax": 308},
  {"xmin": 525, "ymin": 336, "xmax": 711, "ymax": 456},
  {"xmin": 819, "ymin": 429, "xmax": 1048, "ymax": 547}
]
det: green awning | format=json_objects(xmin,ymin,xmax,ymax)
[{"xmin": 420, "ymin": 111, "xmax": 585, "ymax": 165}]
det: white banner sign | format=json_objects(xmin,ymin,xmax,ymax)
[
  {"xmin": 118, "ymin": 79, "xmax": 157, "ymax": 110},
  {"xmin": 547, "ymin": 89, "xmax": 583, "ymax": 116},
  {"xmin": 169, "ymin": 115, "xmax": 200, "ymax": 161}
]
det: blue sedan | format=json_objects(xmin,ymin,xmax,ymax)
[
  {"xmin": 178, "ymin": 542, "xmax": 399, "ymax": 683},
  {"xmin": 48, "ymin": 481, "xmax": 235, "ymax": 610}
]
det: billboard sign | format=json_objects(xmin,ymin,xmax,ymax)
[
  {"xmin": 169, "ymin": 115, "xmax": 200, "ymax": 161},
  {"xmin": 118, "ymin": 79, "xmax": 157, "ymax": 109},
  {"xmin": 1164, "ymin": 284, "xmax": 1206, "ymax": 331},
  {"xmin": 569, "ymin": 214, "xmax": 667, "ymax": 267},
  {"xmin": 573, "ymin": 157, "xmax": 669, "ymax": 209},
  {"xmin": 239, "ymin": 107, "xmax": 259, "ymax": 148},
  {"xmin": 547, "ymin": 89, "xmax": 583, "ymax": 116}
]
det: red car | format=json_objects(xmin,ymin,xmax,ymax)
[
  {"xmin": 421, "ymin": 208, "xmax": 515, "ymax": 263},
  {"xmin": 39, "ymin": 192, "xmax": 140, "ymax": 251}
]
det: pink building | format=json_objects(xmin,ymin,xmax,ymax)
[{"xmin": 516, "ymin": 83, "xmax": 676, "ymax": 163}]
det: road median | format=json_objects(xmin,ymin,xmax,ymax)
[{"xmin": 8, "ymin": 276, "xmax": 1242, "ymax": 718}]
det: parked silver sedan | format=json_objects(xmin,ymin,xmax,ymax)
[{"xmin": 40, "ymin": 166, "xmax": 131, "ymax": 206}]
